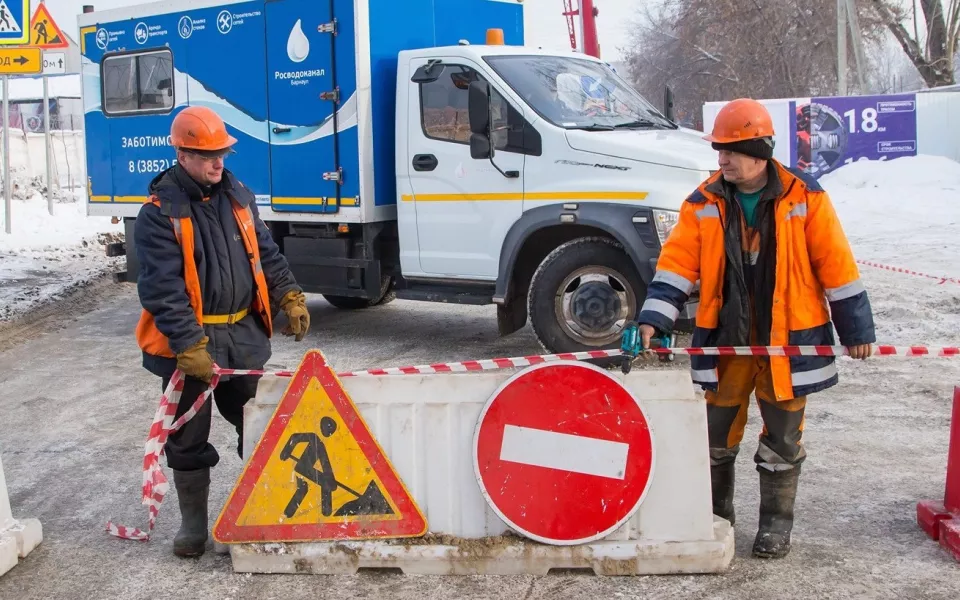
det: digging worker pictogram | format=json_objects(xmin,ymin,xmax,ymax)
[
  {"xmin": 134, "ymin": 105, "xmax": 311, "ymax": 558},
  {"xmin": 633, "ymin": 98, "xmax": 876, "ymax": 559}
]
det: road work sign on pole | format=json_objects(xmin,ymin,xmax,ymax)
[
  {"xmin": 213, "ymin": 350, "xmax": 427, "ymax": 544},
  {"xmin": 473, "ymin": 361, "xmax": 656, "ymax": 545},
  {"xmin": 28, "ymin": 3, "xmax": 68, "ymax": 49}
]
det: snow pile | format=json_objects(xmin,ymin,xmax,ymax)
[
  {"xmin": 820, "ymin": 155, "xmax": 960, "ymax": 346},
  {"xmin": 0, "ymin": 186, "xmax": 122, "ymax": 323},
  {"xmin": 0, "ymin": 189, "xmax": 121, "ymax": 253}
]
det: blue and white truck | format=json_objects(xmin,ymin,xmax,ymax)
[{"xmin": 78, "ymin": 0, "xmax": 711, "ymax": 355}]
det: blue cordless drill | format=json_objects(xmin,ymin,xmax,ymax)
[{"xmin": 620, "ymin": 321, "xmax": 674, "ymax": 374}]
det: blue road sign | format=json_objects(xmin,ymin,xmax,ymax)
[{"xmin": 0, "ymin": 0, "xmax": 29, "ymax": 46}]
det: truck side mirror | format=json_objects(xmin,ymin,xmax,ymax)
[
  {"xmin": 468, "ymin": 81, "xmax": 490, "ymax": 135},
  {"xmin": 467, "ymin": 80, "xmax": 517, "ymax": 178},
  {"xmin": 470, "ymin": 133, "xmax": 491, "ymax": 159}
]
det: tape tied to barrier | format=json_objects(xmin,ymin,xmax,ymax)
[{"xmin": 105, "ymin": 343, "xmax": 960, "ymax": 542}]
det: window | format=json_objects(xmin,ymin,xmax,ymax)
[
  {"xmin": 485, "ymin": 55, "xmax": 676, "ymax": 130},
  {"xmin": 101, "ymin": 49, "xmax": 174, "ymax": 115},
  {"xmin": 418, "ymin": 64, "xmax": 539, "ymax": 155}
]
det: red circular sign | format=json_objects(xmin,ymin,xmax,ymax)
[{"xmin": 473, "ymin": 361, "xmax": 655, "ymax": 545}]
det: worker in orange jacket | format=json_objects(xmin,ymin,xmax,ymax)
[
  {"xmin": 635, "ymin": 98, "xmax": 876, "ymax": 559},
  {"xmin": 134, "ymin": 106, "xmax": 310, "ymax": 557}
]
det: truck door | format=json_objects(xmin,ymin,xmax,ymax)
[
  {"xmin": 265, "ymin": 0, "xmax": 342, "ymax": 213},
  {"xmin": 405, "ymin": 58, "xmax": 526, "ymax": 279}
]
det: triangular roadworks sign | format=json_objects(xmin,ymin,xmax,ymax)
[
  {"xmin": 29, "ymin": 4, "xmax": 68, "ymax": 49},
  {"xmin": 213, "ymin": 350, "xmax": 427, "ymax": 543}
]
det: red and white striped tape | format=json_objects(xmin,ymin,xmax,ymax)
[
  {"xmin": 106, "ymin": 343, "xmax": 959, "ymax": 541},
  {"xmin": 218, "ymin": 345, "xmax": 960, "ymax": 379},
  {"xmin": 105, "ymin": 371, "xmax": 223, "ymax": 541},
  {"xmin": 857, "ymin": 259, "xmax": 960, "ymax": 285}
]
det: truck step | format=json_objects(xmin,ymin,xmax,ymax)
[{"xmin": 395, "ymin": 285, "xmax": 493, "ymax": 306}]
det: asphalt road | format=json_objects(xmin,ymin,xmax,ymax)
[{"xmin": 0, "ymin": 281, "xmax": 958, "ymax": 599}]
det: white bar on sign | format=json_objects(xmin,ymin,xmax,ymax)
[{"xmin": 499, "ymin": 425, "xmax": 629, "ymax": 480}]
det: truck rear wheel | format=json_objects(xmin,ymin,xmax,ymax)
[
  {"xmin": 528, "ymin": 237, "xmax": 644, "ymax": 355},
  {"xmin": 322, "ymin": 276, "xmax": 395, "ymax": 310}
]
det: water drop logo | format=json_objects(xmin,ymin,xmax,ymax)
[
  {"xmin": 178, "ymin": 16, "xmax": 194, "ymax": 39},
  {"xmin": 286, "ymin": 19, "xmax": 309, "ymax": 63}
]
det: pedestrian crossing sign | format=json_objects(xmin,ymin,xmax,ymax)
[
  {"xmin": 213, "ymin": 350, "xmax": 428, "ymax": 543},
  {"xmin": 28, "ymin": 4, "xmax": 68, "ymax": 49},
  {"xmin": 0, "ymin": 0, "xmax": 29, "ymax": 46}
]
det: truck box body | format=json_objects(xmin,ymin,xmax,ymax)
[
  {"xmin": 79, "ymin": 0, "xmax": 524, "ymax": 224},
  {"xmin": 79, "ymin": 0, "xmax": 708, "ymax": 354}
]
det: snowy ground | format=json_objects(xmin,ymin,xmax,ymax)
[
  {"xmin": 0, "ymin": 185, "xmax": 122, "ymax": 323},
  {"xmin": 0, "ymin": 156, "xmax": 958, "ymax": 597},
  {"xmin": 822, "ymin": 155, "xmax": 960, "ymax": 347}
]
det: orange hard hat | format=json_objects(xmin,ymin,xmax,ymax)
[
  {"xmin": 703, "ymin": 98, "xmax": 774, "ymax": 144},
  {"xmin": 170, "ymin": 106, "xmax": 237, "ymax": 155}
]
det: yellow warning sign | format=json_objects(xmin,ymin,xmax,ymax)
[
  {"xmin": 213, "ymin": 350, "xmax": 427, "ymax": 543},
  {"xmin": 28, "ymin": 4, "xmax": 67, "ymax": 49}
]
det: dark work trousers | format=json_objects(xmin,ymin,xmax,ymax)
[
  {"xmin": 161, "ymin": 375, "xmax": 262, "ymax": 472},
  {"xmin": 706, "ymin": 355, "xmax": 807, "ymax": 471}
]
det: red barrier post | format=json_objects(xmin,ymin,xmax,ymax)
[{"xmin": 916, "ymin": 386, "xmax": 960, "ymax": 561}]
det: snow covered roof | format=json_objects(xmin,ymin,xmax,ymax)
[{"xmin": 6, "ymin": 74, "xmax": 81, "ymax": 101}]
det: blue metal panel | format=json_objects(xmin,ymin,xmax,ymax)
[
  {"xmin": 82, "ymin": 1, "xmax": 272, "ymax": 205},
  {"xmin": 366, "ymin": 0, "xmax": 524, "ymax": 207},
  {"xmin": 266, "ymin": 0, "xmax": 349, "ymax": 214},
  {"xmin": 332, "ymin": 0, "xmax": 360, "ymax": 209},
  {"xmin": 432, "ymin": 0, "xmax": 525, "ymax": 47}
]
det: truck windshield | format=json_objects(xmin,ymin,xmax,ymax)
[{"xmin": 484, "ymin": 55, "xmax": 676, "ymax": 131}]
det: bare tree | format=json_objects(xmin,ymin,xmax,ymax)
[
  {"xmin": 622, "ymin": 0, "xmax": 886, "ymax": 128},
  {"xmin": 871, "ymin": 0, "xmax": 960, "ymax": 87}
]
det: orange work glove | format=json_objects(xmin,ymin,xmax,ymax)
[
  {"xmin": 176, "ymin": 336, "xmax": 214, "ymax": 383},
  {"xmin": 280, "ymin": 290, "xmax": 310, "ymax": 342}
]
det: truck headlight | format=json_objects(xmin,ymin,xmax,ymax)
[{"xmin": 652, "ymin": 209, "xmax": 679, "ymax": 245}]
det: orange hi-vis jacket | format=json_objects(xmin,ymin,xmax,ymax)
[
  {"xmin": 135, "ymin": 192, "xmax": 273, "ymax": 360},
  {"xmin": 638, "ymin": 160, "xmax": 876, "ymax": 401}
]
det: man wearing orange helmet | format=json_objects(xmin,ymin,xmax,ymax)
[
  {"xmin": 133, "ymin": 105, "xmax": 311, "ymax": 557},
  {"xmin": 634, "ymin": 98, "xmax": 876, "ymax": 559}
]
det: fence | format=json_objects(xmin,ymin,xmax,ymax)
[
  {"xmin": 0, "ymin": 127, "xmax": 83, "ymax": 193},
  {"xmin": 702, "ymin": 91, "xmax": 960, "ymax": 179}
]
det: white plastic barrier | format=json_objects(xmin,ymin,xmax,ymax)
[
  {"xmin": 233, "ymin": 368, "xmax": 733, "ymax": 575},
  {"xmin": 0, "ymin": 453, "xmax": 42, "ymax": 577}
]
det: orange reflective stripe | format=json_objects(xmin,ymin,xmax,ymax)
[
  {"xmin": 136, "ymin": 196, "xmax": 204, "ymax": 358},
  {"xmin": 230, "ymin": 199, "xmax": 273, "ymax": 337},
  {"xmin": 177, "ymin": 217, "xmax": 204, "ymax": 327}
]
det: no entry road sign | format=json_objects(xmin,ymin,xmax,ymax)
[{"xmin": 473, "ymin": 361, "xmax": 656, "ymax": 545}]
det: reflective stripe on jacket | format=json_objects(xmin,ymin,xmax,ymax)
[
  {"xmin": 135, "ymin": 194, "xmax": 273, "ymax": 359},
  {"xmin": 638, "ymin": 160, "xmax": 876, "ymax": 401},
  {"xmin": 133, "ymin": 167, "xmax": 300, "ymax": 379}
]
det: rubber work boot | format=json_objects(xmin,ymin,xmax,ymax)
[
  {"xmin": 172, "ymin": 468, "xmax": 210, "ymax": 558},
  {"xmin": 711, "ymin": 461, "xmax": 736, "ymax": 525},
  {"xmin": 752, "ymin": 465, "xmax": 800, "ymax": 559}
]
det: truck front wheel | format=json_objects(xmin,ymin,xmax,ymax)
[{"xmin": 528, "ymin": 237, "xmax": 644, "ymax": 354}]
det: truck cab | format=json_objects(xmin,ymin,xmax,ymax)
[
  {"xmin": 396, "ymin": 43, "xmax": 712, "ymax": 350},
  {"xmin": 79, "ymin": 0, "xmax": 709, "ymax": 356}
]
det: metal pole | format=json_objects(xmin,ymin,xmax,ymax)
[
  {"xmin": 837, "ymin": 0, "xmax": 847, "ymax": 96},
  {"xmin": 579, "ymin": 0, "xmax": 600, "ymax": 59},
  {"xmin": 3, "ymin": 75, "xmax": 9, "ymax": 234},
  {"xmin": 845, "ymin": 0, "xmax": 868, "ymax": 93},
  {"xmin": 43, "ymin": 74, "xmax": 53, "ymax": 214}
]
